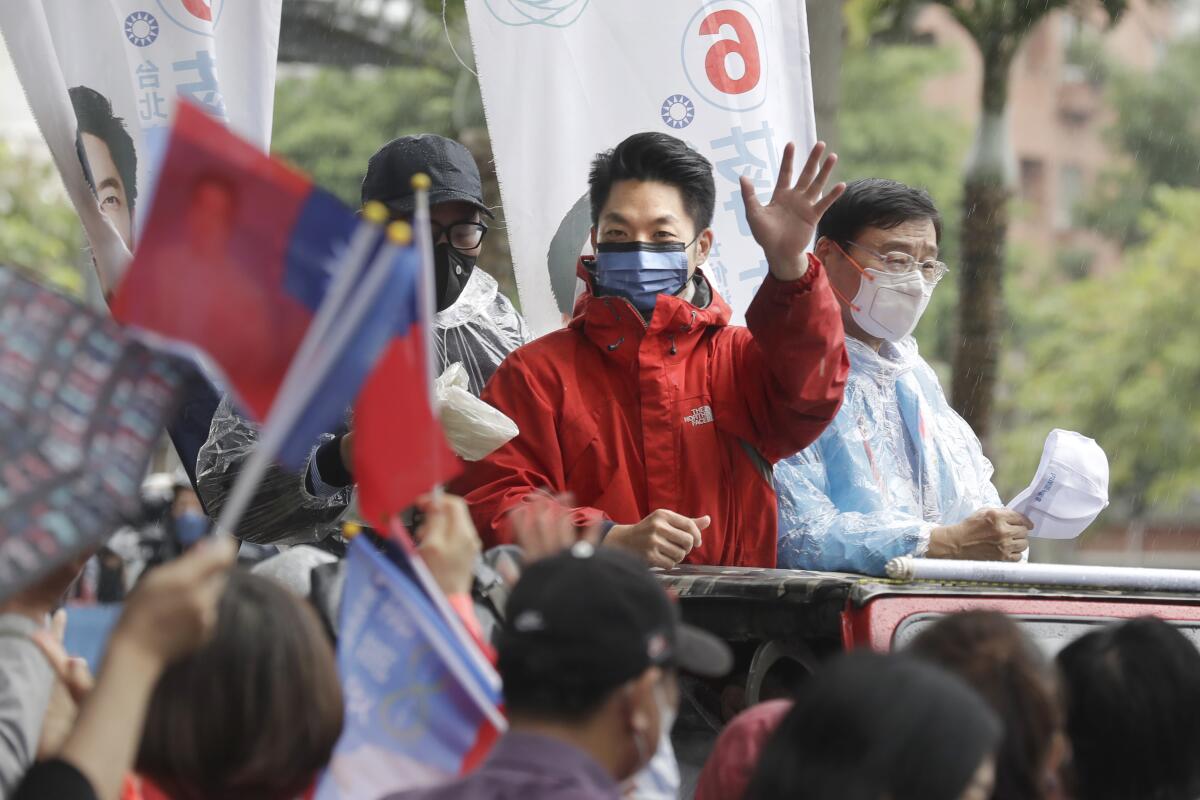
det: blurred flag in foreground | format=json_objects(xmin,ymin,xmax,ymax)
[
  {"xmin": 111, "ymin": 102, "xmax": 357, "ymax": 427},
  {"xmin": 111, "ymin": 103, "xmax": 458, "ymax": 520},
  {"xmin": 354, "ymin": 323, "xmax": 459, "ymax": 527},
  {"xmin": 316, "ymin": 537, "xmax": 503, "ymax": 800},
  {"xmin": 0, "ymin": 267, "xmax": 186, "ymax": 603}
]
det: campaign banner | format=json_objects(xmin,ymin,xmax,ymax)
[
  {"xmin": 465, "ymin": 0, "xmax": 816, "ymax": 333},
  {"xmin": 0, "ymin": 267, "xmax": 186, "ymax": 603},
  {"xmin": 0, "ymin": 0, "xmax": 283, "ymax": 294}
]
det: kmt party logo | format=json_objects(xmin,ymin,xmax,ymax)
[{"xmin": 483, "ymin": 0, "xmax": 589, "ymax": 27}]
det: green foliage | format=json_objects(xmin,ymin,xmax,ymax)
[
  {"xmin": 1078, "ymin": 36, "xmax": 1200, "ymax": 246},
  {"xmin": 1054, "ymin": 246, "xmax": 1094, "ymax": 282},
  {"xmin": 844, "ymin": 0, "xmax": 910, "ymax": 45},
  {"xmin": 421, "ymin": 0, "xmax": 464, "ymax": 23},
  {"xmin": 996, "ymin": 187, "xmax": 1200, "ymax": 520},
  {"xmin": 927, "ymin": 0, "xmax": 1127, "ymax": 46},
  {"xmin": 1063, "ymin": 29, "xmax": 1112, "ymax": 87},
  {"xmin": 837, "ymin": 43, "xmax": 970, "ymax": 367},
  {"xmin": 270, "ymin": 60, "xmax": 514, "ymax": 301},
  {"xmin": 0, "ymin": 141, "xmax": 84, "ymax": 295},
  {"xmin": 272, "ymin": 66, "xmax": 458, "ymax": 206}
]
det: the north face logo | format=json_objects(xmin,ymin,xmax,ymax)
[{"xmin": 684, "ymin": 405, "xmax": 714, "ymax": 427}]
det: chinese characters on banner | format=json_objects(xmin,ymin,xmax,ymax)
[
  {"xmin": 0, "ymin": 0, "xmax": 283, "ymax": 292},
  {"xmin": 0, "ymin": 268, "xmax": 186, "ymax": 604},
  {"xmin": 465, "ymin": 0, "xmax": 817, "ymax": 333}
]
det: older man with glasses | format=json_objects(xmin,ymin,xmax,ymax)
[{"xmin": 775, "ymin": 178, "xmax": 1032, "ymax": 576}]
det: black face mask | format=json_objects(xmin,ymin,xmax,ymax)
[{"xmin": 434, "ymin": 243, "xmax": 477, "ymax": 312}]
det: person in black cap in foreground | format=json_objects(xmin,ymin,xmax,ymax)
[
  {"xmin": 383, "ymin": 544, "xmax": 733, "ymax": 800},
  {"xmin": 196, "ymin": 134, "xmax": 529, "ymax": 548}
]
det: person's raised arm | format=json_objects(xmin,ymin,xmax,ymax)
[
  {"xmin": 0, "ymin": 560, "xmax": 87, "ymax": 795},
  {"xmin": 711, "ymin": 143, "xmax": 850, "ymax": 462},
  {"xmin": 15, "ymin": 538, "xmax": 236, "ymax": 800},
  {"xmin": 742, "ymin": 141, "xmax": 845, "ymax": 283}
]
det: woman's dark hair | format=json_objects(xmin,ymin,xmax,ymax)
[
  {"xmin": 910, "ymin": 611, "xmax": 1062, "ymax": 800},
  {"xmin": 69, "ymin": 85, "xmax": 138, "ymax": 209},
  {"xmin": 744, "ymin": 651, "xmax": 1001, "ymax": 800},
  {"xmin": 816, "ymin": 177, "xmax": 940, "ymax": 246},
  {"xmin": 1057, "ymin": 616, "xmax": 1200, "ymax": 800},
  {"xmin": 136, "ymin": 570, "xmax": 343, "ymax": 800},
  {"xmin": 588, "ymin": 132, "xmax": 716, "ymax": 232}
]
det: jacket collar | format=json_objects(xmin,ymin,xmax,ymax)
[
  {"xmin": 846, "ymin": 335, "xmax": 921, "ymax": 383},
  {"xmin": 570, "ymin": 256, "xmax": 730, "ymax": 364}
]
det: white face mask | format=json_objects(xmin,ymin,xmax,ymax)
[
  {"xmin": 623, "ymin": 681, "xmax": 681, "ymax": 798},
  {"xmin": 653, "ymin": 681, "xmax": 678, "ymax": 744},
  {"xmin": 849, "ymin": 267, "xmax": 934, "ymax": 342}
]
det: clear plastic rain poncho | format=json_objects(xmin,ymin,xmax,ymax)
[
  {"xmin": 775, "ymin": 336, "xmax": 1002, "ymax": 576},
  {"xmin": 194, "ymin": 267, "xmax": 530, "ymax": 546},
  {"xmin": 435, "ymin": 267, "xmax": 531, "ymax": 396}
]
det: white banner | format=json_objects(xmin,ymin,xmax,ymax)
[
  {"xmin": 0, "ymin": 0, "xmax": 282, "ymax": 293},
  {"xmin": 465, "ymin": 0, "xmax": 816, "ymax": 334}
]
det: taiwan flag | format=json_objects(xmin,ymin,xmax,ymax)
[
  {"xmin": 344, "ymin": 239, "xmax": 460, "ymax": 519},
  {"xmin": 315, "ymin": 537, "xmax": 503, "ymax": 800},
  {"xmin": 111, "ymin": 101, "xmax": 359, "ymax": 427},
  {"xmin": 114, "ymin": 101, "xmax": 459, "ymax": 517},
  {"xmin": 353, "ymin": 320, "xmax": 459, "ymax": 527}
]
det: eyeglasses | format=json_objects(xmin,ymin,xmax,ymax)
[
  {"xmin": 431, "ymin": 220, "xmax": 489, "ymax": 251},
  {"xmin": 846, "ymin": 241, "xmax": 949, "ymax": 284}
]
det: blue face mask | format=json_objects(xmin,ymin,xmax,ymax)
[
  {"xmin": 174, "ymin": 510, "xmax": 209, "ymax": 548},
  {"xmin": 593, "ymin": 241, "xmax": 689, "ymax": 315}
]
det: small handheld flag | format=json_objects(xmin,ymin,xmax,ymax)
[{"xmin": 315, "ymin": 538, "xmax": 503, "ymax": 800}]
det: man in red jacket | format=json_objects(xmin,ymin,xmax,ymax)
[{"xmin": 454, "ymin": 133, "xmax": 849, "ymax": 568}]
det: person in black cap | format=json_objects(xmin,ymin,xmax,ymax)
[
  {"xmin": 383, "ymin": 544, "xmax": 732, "ymax": 800},
  {"xmin": 195, "ymin": 134, "xmax": 529, "ymax": 548},
  {"xmin": 361, "ymin": 134, "xmax": 530, "ymax": 396}
]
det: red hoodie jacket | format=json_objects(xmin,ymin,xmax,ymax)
[{"xmin": 453, "ymin": 255, "xmax": 848, "ymax": 567}]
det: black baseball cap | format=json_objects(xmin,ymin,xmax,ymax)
[
  {"xmin": 498, "ymin": 544, "xmax": 732, "ymax": 699},
  {"xmin": 361, "ymin": 134, "xmax": 494, "ymax": 219}
]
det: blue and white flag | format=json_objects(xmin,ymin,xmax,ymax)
[{"xmin": 315, "ymin": 537, "xmax": 505, "ymax": 800}]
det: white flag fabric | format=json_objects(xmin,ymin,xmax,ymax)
[
  {"xmin": 0, "ymin": 0, "xmax": 282, "ymax": 293},
  {"xmin": 465, "ymin": 0, "xmax": 817, "ymax": 334}
]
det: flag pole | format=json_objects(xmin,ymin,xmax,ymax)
[
  {"xmin": 349, "ymin": 532, "xmax": 507, "ymax": 731},
  {"xmin": 411, "ymin": 173, "xmax": 442, "ymax": 492},
  {"xmin": 212, "ymin": 217, "xmax": 407, "ymax": 540},
  {"xmin": 401, "ymin": 176, "xmax": 500, "ymax": 692},
  {"xmin": 388, "ymin": 518, "xmax": 505, "ymax": 696}
]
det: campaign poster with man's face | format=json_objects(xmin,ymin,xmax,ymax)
[
  {"xmin": 0, "ymin": 0, "xmax": 282, "ymax": 292},
  {"xmin": 71, "ymin": 84, "xmax": 138, "ymax": 251}
]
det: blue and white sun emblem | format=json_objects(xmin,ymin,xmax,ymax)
[
  {"xmin": 661, "ymin": 94, "xmax": 696, "ymax": 129},
  {"xmin": 125, "ymin": 11, "xmax": 160, "ymax": 47}
]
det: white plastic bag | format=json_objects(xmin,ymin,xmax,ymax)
[{"xmin": 436, "ymin": 362, "xmax": 519, "ymax": 461}]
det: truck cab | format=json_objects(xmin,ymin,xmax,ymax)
[{"xmin": 662, "ymin": 564, "xmax": 1200, "ymax": 794}]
